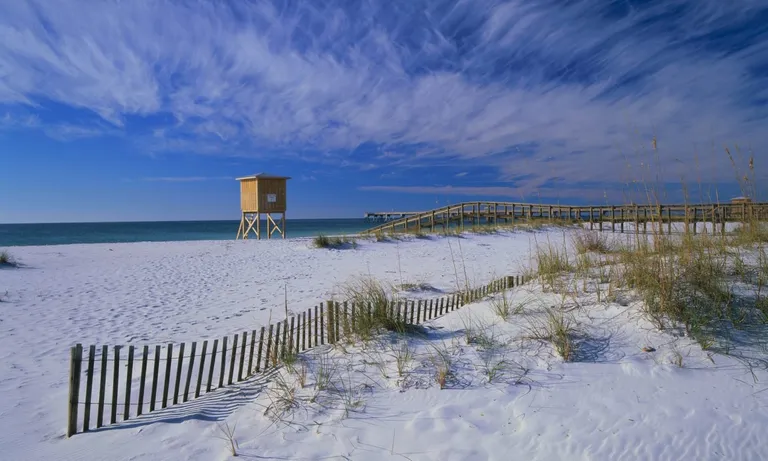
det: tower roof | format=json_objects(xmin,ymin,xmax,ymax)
[{"xmin": 235, "ymin": 172, "xmax": 292, "ymax": 181}]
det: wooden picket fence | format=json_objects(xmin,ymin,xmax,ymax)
[{"xmin": 66, "ymin": 274, "xmax": 530, "ymax": 437}]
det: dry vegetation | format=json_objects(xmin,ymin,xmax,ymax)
[
  {"xmin": 236, "ymin": 141, "xmax": 766, "ymax": 459},
  {"xmin": 0, "ymin": 250, "xmax": 16, "ymax": 267},
  {"xmin": 313, "ymin": 234, "xmax": 357, "ymax": 249}
]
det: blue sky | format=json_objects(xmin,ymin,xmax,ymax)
[{"xmin": 1, "ymin": 0, "xmax": 767, "ymax": 223}]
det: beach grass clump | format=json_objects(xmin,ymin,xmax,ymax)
[
  {"xmin": 471, "ymin": 225, "xmax": 499, "ymax": 235},
  {"xmin": 489, "ymin": 290, "xmax": 523, "ymax": 319},
  {"xmin": 532, "ymin": 239, "xmax": 573, "ymax": 290},
  {"xmin": 572, "ymin": 231, "xmax": 613, "ymax": 254},
  {"xmin": 0, "ymin": 250, "xmax": 16, "ymax": 267},
  {"xmin": 526, "ymin": 308, "xmax": 577, "ymax": 361},
  {"xmin": 313, "ymin": 234, "xmax": 357, "ymax": 249},
  {"xmin": 339, "ymin": 276, "xmax": 423, "ymax": 340},
  {"xmin": 406, "ymin": 229, "xmax": 430, "ymax": 239},
  {"xmin": 731, "ymin": 221, "xmax": 768, "ymax": 246},
  {"xmin": 614, "ymin": 230, "xmax": 737, "ymax": 333}
]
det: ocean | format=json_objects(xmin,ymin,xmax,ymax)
[{"xmin": 0, "ymin": 219, "xmax": 376, "ymax": 247}]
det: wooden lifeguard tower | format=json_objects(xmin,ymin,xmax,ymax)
[{"xmin": 235, "ymin": 173, "xmax": 291, "ymax": 240}]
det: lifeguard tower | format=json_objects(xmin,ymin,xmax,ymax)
[{"xmin": 235, "ymin": 173, "xmax": 291, "ymax": 240}]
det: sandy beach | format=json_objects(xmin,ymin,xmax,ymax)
[{"xmin": 1, "ymin": 226, "xmax": 767, "ymax": 461}]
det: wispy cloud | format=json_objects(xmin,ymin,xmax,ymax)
[
  {"xmin": 140, "ymin": 176, "xmax": 232, "ymax": 183},
  {"xmin": 1, "ymin": 0, "xmax": 766, "ymax": 193},
  {"xmin": 359, "ymin": 184, "xmax": 612, "ymax": 201}
]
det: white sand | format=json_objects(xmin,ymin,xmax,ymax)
[{"xmin": 1, "ymin": 228, "xmax": 766, "ymax": 460}]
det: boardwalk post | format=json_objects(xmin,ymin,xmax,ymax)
[
  {"xmin": 667, "ymin": 207, "xmax": 672, "ymax": 234},
  {"xmin": 67, "ymin": 344, "xmax": 83, "ymax": 437},
  {"xmin": 634, "ymin": 205, "xmax": 639, "ymax": 234},
  {"xmin": 693, "ymin": 206, "xmax": 698, "ymax": 235},
  {"xmin": 620, "ymin": 208, "xmax": 624, "ymax": 233}
]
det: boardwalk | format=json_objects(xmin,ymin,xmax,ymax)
[{"xmin": 363, "ymin": 201, "xmax": 768, "ymax": 235}]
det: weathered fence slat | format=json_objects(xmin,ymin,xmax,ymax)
[
  {"xmin": 83, "ymin": 345, "xmax": 95, "ymax": 432},
  {"xmin": 320, "ymin": 304, "xmax": 325, "ymax": 345},
  {"xmin": 314, "ymin": 305, "xmax": 319, "ymax": 346},
  {"xmin": 110, "ymin": 346, "xmax": 120, "ymax": 425},
  {"xmin": 195, "ymin": 340, "xmax": 208, "ymax": 398},
  {"xmin": 67, "ymin": 344, "xmax": 82, "ymax": 437},
  {"xmin": 273, "ymin": 323, "xmax": 282, "ymax": 366},
  {"xmin": 325, "ymin": 301, "xmax": 333, "ymax": 344},
  {"xmin": 228, "ymin": 334, "xmax": 238, "ymax": 385},
  {"xmin": 264, "ymin": 325, "xmax": 274, "ymax": 370},
  {"xmin": 238, "ymin": 331, "xmax": 247, "ymax": 381},
  {"xmin": 162, "ymin": 344, "xmax": 172, "ymax": 409},
  {"xmin": 416, "ymin": 299, "xmax": 422, "ymax": 323},
  {"xmin": 173, "ymin": 343, "xmax": 185, "ymax": 405},
  {"xmin": 219, "ymin": 336, "xmax": 227, "ymax": 388},
  {"xmin": 334, "ymin": 302, "xmax": 341, "ymax": 342},
  {"xmin": 97, "ymin": 345, "xmax": 107, "ymax": 429},
  {"xmin": 282, "ymin": 319, "xmax": 289, "ymax": 356},
  {"xmin": 138, "ymin": 345, "xmax": 149, "ymax": 416},
  {"xmin": 248, "ymin": 329, "xmax": 257, "ymax": 377},
  {"xmin": 124, "ymin": 346, "xmax": 134, "ymax": 420},
  {"xmin": 150, "ymin": 345, "xmax": 161, "ymax": 412},
  {"xmin": 183, "ymin": 341, "xmax": 196, "ymax": 403},
  {"xmin": 255, "ymin": 327, "xmax": 265, "ymax": 372},
  {"xmin": 207, "ymin": 339, "xmax": 218, "ymax": 393}
]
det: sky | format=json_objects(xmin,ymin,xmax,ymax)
[{"xmin": 1, "ymin": 0, "xmax": 767, "ymax": 223}]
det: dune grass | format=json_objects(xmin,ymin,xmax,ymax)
[
  {"xmin": 338, "ymin": 276, "xmax": 425, "ymax": 341},
  {"xmin": 313, "ymin": 234, "xmax": 357, "ymax": 249},
  {"xmin": 0, "ymin": 250, "xmax": 16, "ymax": 267}
]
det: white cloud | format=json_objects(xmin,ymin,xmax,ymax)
[
  {"xmin": 358, "ymin": 184, "xmax": 613, "ymax": 201},
  {"xmin": 0, "ymin": 0, "xmax": 766, "ymax": 191},
  {"xmin": 140, "ymin": 176, "xmax": 233, "ymax": 183}
]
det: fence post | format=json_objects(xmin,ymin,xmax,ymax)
[
  {"xmin": 238, "ymin": 331, "xmax": 247, "ymax": 379},
  {"xmin": 326, "ymin": 301, "xmax": 334, "ymax": 344},
  {"xmin": 67, "ymin": 344, "xmax": 83, "ymax": 437},
  {"xmin": 83, "ymin": 345, "xmax": 95, "ymax": 432}
]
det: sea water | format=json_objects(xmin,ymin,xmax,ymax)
[{"xmin": 0, "ymin": 219, "xmax": 375, "ymax": 247}]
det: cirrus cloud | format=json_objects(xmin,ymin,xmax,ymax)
[{"xmin": 0, "ymin": 0, "xmax": 766, "ymax": 196}]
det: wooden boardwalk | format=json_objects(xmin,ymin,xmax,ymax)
[{"xmin": 363, "ymin": 201, "xmax": 768, "ymax": 235}]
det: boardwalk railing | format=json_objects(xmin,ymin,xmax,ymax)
[
  {"xmin": 66, "ymin": 274, "xmax": 530, "ymax": 437},
  {"xmin": 362, "ymin": 201, "xmax": 768, "ymax": 235}
]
